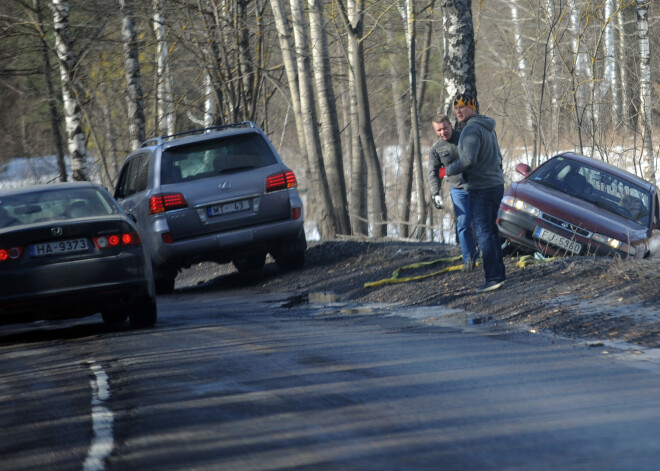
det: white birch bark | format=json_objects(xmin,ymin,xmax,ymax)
[
  {"xmin": 342, "ymin": 0, "xmax": 387, "ymax": 237},
  {"xmin": 617, "ymin": 9, "xmax": 629, "ymax": 125},
  {"xmin": 119, "ymin": 0, "xmax": 146, "ymax": 150},
  {"xmin": 153, "ymin": 0, "xmax": 175, "ymax": 135},
  {"xmin": 636, "ymin": 0, "xmax": 655, "ymax": 183},
  {"xmin": 511, "ymin": 5, "xmax": 534, "ymax": 131},
  {"xmin": 601, "ymin": 0, "xmax": 620, "ymax": 124},
  {"xmin": 309, "ymin": 0, "xmax": 351, "ymax": 234},
  {"xmin": 442, "ymin": 0, "xmax": 476, "ymax": 116},
  {"xmin": 50, "ymin": 0, "xmax": 88, "ymax": 180},
  {"xmin": 289, "ymin": 0, "xmax": 337, "ymax": 238},
  {"xmin": 571, "ymin": 1, "xmax": 590, "ymax": 127}
]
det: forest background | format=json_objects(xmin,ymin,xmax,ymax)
[{"xmin": 0, "ymin": 0, "xmax": 658, "ymax": 242}]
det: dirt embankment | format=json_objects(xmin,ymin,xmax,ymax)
[{"xmin": 177, "ymin": 239, "xmax": 660, "ymax": 349}]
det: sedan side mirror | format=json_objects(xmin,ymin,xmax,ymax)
[{"xmin": 515, "ymin": 163, "xmax": 532, "ymax": 177}]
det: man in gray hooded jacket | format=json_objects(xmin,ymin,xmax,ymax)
[{"xmin": 444, "ymin": 93, "xmax": 506, "ymax": 293}]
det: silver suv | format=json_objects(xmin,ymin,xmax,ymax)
[{"xmin": 114, "ymin": 121, "xmax": 306, "ymax": 293}]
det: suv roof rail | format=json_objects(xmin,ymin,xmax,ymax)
[{"xmin": 140, "ymin": 121, "xmax": 259, "ymax": 148}]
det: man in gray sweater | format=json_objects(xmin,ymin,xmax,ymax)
[
  {"xmin": 444, "ymin": 93, "xmax": 506, "ymax": 293},
  {"xmin": 428, "ymin": 115, "xmax": 478, "ymax": 270}
]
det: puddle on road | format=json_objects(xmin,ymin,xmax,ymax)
[{"xmin": 281, "ymin": 292, "xmax": 339, "ymax": 308}]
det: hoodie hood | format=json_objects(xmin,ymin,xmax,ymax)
[{"xmin": 467, "ymin": 114, "xmax": 496, "ymax": 132}]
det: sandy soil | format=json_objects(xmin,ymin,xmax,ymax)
[{"xmin": 175, "ymin": 238, "xmax": 660, "ymax": 349}]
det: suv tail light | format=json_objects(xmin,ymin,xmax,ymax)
[
  {"xmin": 93, "ymin": 232, "xmax": 142, "ymax": 249},
  {"xmin": 266, "ymin": 171, "xmax": 297, "ymax": 193},
  {"xmin": 149, "ymin": 193, "xmax": 188, "ymax": 214},
  {"xmin": 0, "ymin": 246, "xmax": 24, "ymax": 261}
]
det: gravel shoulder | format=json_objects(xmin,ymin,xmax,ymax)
[{"xmin": 175, "ymin": 238, "xmax": 660, "ymax": 349}]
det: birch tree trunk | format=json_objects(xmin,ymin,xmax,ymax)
[
  {"xmin": 119, "ymin": 0, "xmax": 146, "ymax": 150},
  {"xmin": 346, "ymin": 26, "xmax": 368, "ymax": 236},
  {"xmin": 50, "ymin": 0, "xmax": 88, "ymax": 180},
  {"xmin": 511, "ymin": 5, "xmax": 534, "ymax": 133},
  {"xmin": 441, "ymin": 0, "xmax": 476, "ymax": 116},
  {"xmin": 398, "ymin": 0, "xmax": 425, "ymax": 239},
  {"xmin": 153, "ymin": 0, "xmax": 175, "ymax": 135},
  {"xmin": 387, "ymin": 28, "xmax": 409, "ymax": 236},
  {"xmin": 309, "ymin": 0, "xmax": 351, "ymax": 235},
  {"xmin": 34, "ymin": 0, "xmax": 67, "ymax": 181},
  {"xmin": 636, "ymin": 0, "xmax": 655, "ymax": 184},
  {"xmin": 602, "ymin": 0, "xmax": 621, "ymax": 125},
  {"xmin": 340, "ymin": 0, "xmax": 387, "ymax": 237},
  {"xmin": 542, "ymin": 0, "xmax": 561, "ymax": 158},
  {"xmin": 570, "ymin": 0, "xmax": 590, "ymax": 153},
  {"xmin": 289, "ymin": 0, "xmax": 337, "ymax": 238}
]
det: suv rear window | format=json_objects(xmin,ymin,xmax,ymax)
[{"xmin": 161, "ymin": 134, "xmax": 278, "ymax": 184}]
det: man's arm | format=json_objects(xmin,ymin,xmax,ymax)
[
  {"xmin": 445, "ymin": 127, "xmax": 478, "ymax": 177},
  {"xmin": 428, "ymin": 144, "xmax": 443, "ymax": 196}
]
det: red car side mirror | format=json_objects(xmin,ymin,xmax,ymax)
[{"xmin": 515, "ymin": 163, "xmax": 532, "ymax": 177}]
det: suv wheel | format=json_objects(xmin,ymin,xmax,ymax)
[
  {"xmin": 272, "ymin": 230, "xmax": 306, "ymax": 271},
  {"xmin": 232, "ymin": 251, "xmax": 267, "ymax": 273}
]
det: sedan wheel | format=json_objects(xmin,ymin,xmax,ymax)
[
  {"xmin": 101, "ymin": 310, "xmax": 128, "ymax": 324},
  {"xmin": 127, "ymin": 297, "xmax": 157, "ymax": 328}
]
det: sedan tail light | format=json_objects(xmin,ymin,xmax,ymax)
[
  {"xmin": 93, "ymin": 232, "xmax": 142, "ymax": 249},
  {"xmin": 149, "ymin": 193, "xmax": 188, "ymax": 214},
  {"xmin": 0, "ymin": 246, "xmax": 24, "ymax": 262},
  {"xmin": 266, "ymin": 171, "xmax": 297, "ymax": 193}
]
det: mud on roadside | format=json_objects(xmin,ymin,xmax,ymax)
[{"xmin": 176, "ymin": 238, "xmax": 660, "ymax": 349}]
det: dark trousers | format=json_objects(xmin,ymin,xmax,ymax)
[{"xmin": 470, "ymin": 185, "xmax": 506, "ymax": 283}]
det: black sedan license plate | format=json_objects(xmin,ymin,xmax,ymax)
[
  {"xmin": 534, "ymin": 227, "xmax": 582, "ymax": 254},
  {"xmin": 29, "ymin": 238, "xmax": 89, "ymax": 257},
  {"xmin": 207, "ymin": 199, "xmax": 250, "ymax": 217}
]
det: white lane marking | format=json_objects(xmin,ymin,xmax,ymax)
[{"xmin": 83, "ymin": 362, "xmax": 114, "ymax": 471}]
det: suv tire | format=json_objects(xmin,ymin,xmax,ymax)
[
  {"xmin": 232, "ymin": 251, "xmax": 267, "ymax": 273},
  {"xmin": 272, "ymin": 230, "xmax": 306, "ymax": 271}
]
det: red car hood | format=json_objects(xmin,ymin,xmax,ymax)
[{"xmin": 509, "ymin": 180, "xmax": 650, "ymax": 242}]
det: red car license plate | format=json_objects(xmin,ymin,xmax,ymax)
[{"xmin": 534, "ymin": 227, "xmax": 582, "ymax": 254}]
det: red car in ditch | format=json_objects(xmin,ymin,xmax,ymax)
[{"xmin": 497, "ymin": 152, "xmax": 660, "ymax": 259}]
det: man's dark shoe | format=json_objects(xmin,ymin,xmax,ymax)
[
  {"xmin": 475, "ymin": 279, "xmax": 505, "ymax": 293},
  {"xmin": 462, "ymin": 260, "xmax": 476, "ymax": 272}
]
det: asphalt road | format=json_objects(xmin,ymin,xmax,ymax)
[{"xmin": 1, "ymin": 287, "xmax": 660, "ymax": 471}]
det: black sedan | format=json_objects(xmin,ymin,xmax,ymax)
[
  {"xmin": 0, "ymin": 182, "xmax": 157, "ymax": 327},
  {"xmin": 497, "ymin": 152, "xmax": 660, "ymax": 259}
]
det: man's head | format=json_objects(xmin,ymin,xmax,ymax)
[
  {"xmin": 453, "ymin": 93, "xmax": 477, "ymax": 123},
  {"xmin": 432, "ymin": 115, "xmax": 453, "ymax": 141}
]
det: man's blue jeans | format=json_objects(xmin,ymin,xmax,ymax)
[
  {"xmin": 449, "ymin": 187, "xmax": 478, "ymax": 264},
  {"xmin": 469, "ymin": 185, "xmax": 506, "ymax": 283}
]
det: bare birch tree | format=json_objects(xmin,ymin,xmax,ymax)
[
  {"xmin": 153, "ymin": 0, "xmax": 175, "ymax": 135},
  {"xmin": 441, "ymin": 0, "xmax": 476, "ymax": 115},
  {"xmin": 636, "ymin": 0, "xmax": 655, "ymax": 184},
  {"xmin": 119, "ymin": 0, "xmax": 146, "ymax": 150},
  {"xmin": 309, "ymin": 0, "xmax": 351, "ymax": 235},
  {"xmin": 337, "ymin": 0, "xmax": 388, "ymax": 237},
  {"xmin": 289, "ymin": 0, "xmax": 337, "ymax": 238},
  {"xmin": 49, "ymin": 0, "xmax": 88, "ymax": 180},
  {"xmin": 31, "ymin": 0, "xmax": 67, "ymax": 181}
]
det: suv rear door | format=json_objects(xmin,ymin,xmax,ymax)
[{"xmin": 157, "ymin": 132, "xmax": 292, "ymax": 240}]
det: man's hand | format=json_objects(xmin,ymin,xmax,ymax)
[{"xmin": 433, "ymin": 194, "xmax": 444, "ymax": 210}]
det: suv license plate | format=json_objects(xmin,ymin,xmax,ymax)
[
  {"xmin": 534, "ymin": 227, "xmax": 582, "ymax": 254},
  {"xmin": 29, "ymin": 238, "xmax": 89, "ymax": 257},
  {"xmin": 208, "ymin": 199, "xmax": 250, "ymax": 217}
]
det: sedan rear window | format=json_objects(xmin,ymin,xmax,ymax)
[
  {"xmin": 0, "ymin": 188, "xmax": 117, "ymax": 228},
  {"xmin": 161, "ymin": 134, "xmax": 278, "ymax": 184}
]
